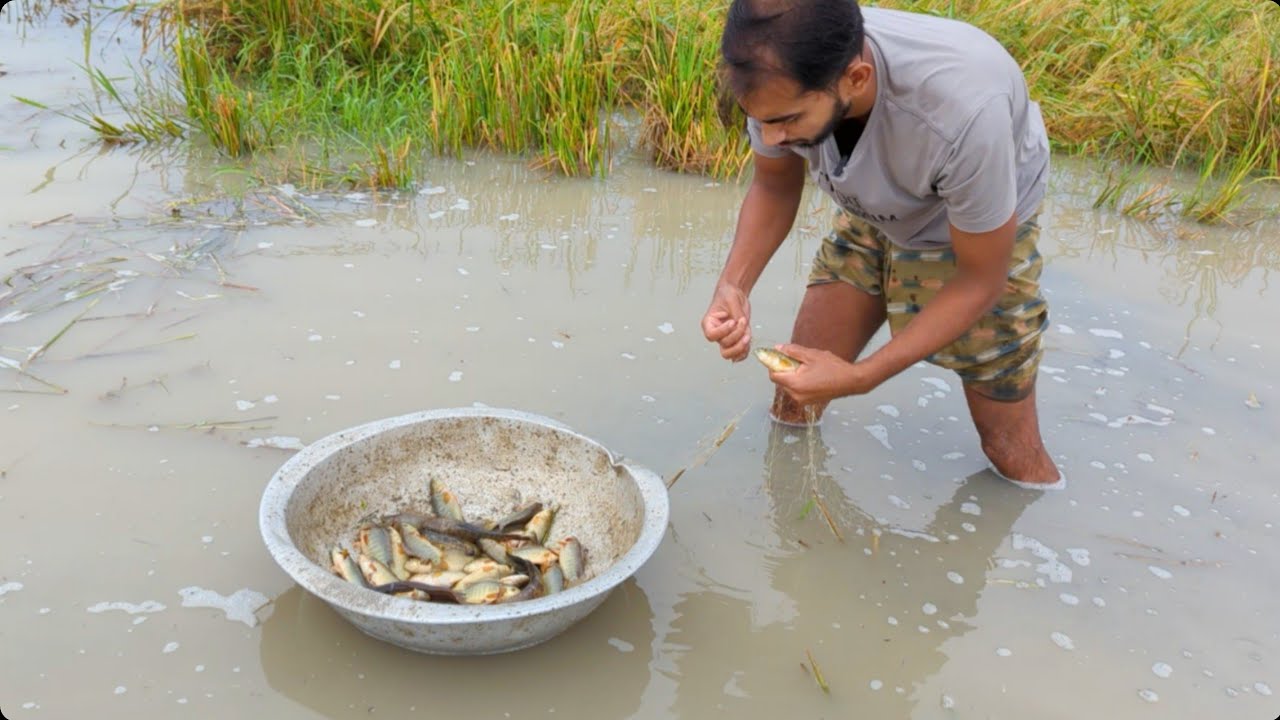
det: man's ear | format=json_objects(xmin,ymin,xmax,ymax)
[{"xmin": 844, "ymin": 55, "xmax": 873, "ymax": 95}]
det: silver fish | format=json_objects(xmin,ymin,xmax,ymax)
[
  {"xmin": 357, "ymin": 553, "xmax": 399, "ymax": 586},
  {"xmin": 387, "ymin": 526, "xmax": 410, "ymax": 581},
  {"xmin": 542, "ymin": 563, "xmax": 564, "ymax": 595},
  {"xmin": 430, "ymin": 478, "xmax": 465, "ymax": 522},
  {"xmin": 330, "ymin": 546, "xmax": 368, "ymax": 587},
  {"xmin": 556, "ymin": 536, "xmax": 584, "ymax": 583},
  {"xmin": 357, "ymin": 526, "xmax": 393, "ymax": 568},
  {"xmin": 400, "ymin": 524, "xmax": 443, "ymax": 565}
]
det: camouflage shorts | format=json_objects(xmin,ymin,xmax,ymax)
[{"xmin": 808, "ymin": 209, "xmax": 1049, "ymax": 401}]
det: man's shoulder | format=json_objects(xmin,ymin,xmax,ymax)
[{"xmin": 866, "ymin": 7, "xmax": 1026, "ymax": 145}]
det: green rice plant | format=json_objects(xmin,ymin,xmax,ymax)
[{"xmin": 22, "ymin": 0, "xmax": 1278, "ymax": 221}]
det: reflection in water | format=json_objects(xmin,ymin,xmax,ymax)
[
  {"xmin": 259, "ymin": 578, "xmax": 655, "ymax": 719},
  {"xmin": 666, "ymin": 421, "xmax": 1042, "ymax": 717},
  {"xmin": 1042, "ymin": 186, "xmax": 1280, "ymax": 357}
]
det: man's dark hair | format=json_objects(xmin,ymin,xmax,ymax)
[{"xmin": 719, "ymin": 0, "xmax": 865, "ymax": 100}]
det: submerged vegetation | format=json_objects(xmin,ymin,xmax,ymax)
[{"xmin": 15, "ymin": 0, "xmax": 1280, "ymax": 223}]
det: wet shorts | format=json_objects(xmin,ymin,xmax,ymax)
[{"xmin": 808, "ymin": 209, "xmax": 1049, "ymax": 401}]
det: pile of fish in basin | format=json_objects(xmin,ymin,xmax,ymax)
[{"xmin": 259, "ymin": 408, "xmax": 669, "ymax": 655}]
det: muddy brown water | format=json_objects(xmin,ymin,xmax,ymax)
[{"xmin": 2, "ymin": 6, "xmax": 1278, "ymax": 719}]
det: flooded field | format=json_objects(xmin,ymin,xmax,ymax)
[{"xmin": 2, "ymin": 6, "xmax": 1278, "ymax": 719}]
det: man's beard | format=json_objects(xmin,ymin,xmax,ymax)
[{"xmin": 783, "ymin": 96, "xmax": 850, "ymax": 149}]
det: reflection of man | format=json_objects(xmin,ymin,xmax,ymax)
[
  {"xmin": 665, "ymin": 421, "xmax": 1044, "ymax": 716},
  {"xmin": 700, "ymin": 0, "xmax": 1064, "ymax": 489},
  {"xmin": 758, "ymin": 421, "xmax": 1041, "ymax": 699}
]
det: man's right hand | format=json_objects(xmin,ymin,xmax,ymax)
[{"xmin": 701, "ymin": 282, "xmax": 752, "ymax": 361}]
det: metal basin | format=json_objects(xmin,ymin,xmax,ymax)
[{"xmin": 258, "ymin": 407, "xmax": 669, "ymax": 655}]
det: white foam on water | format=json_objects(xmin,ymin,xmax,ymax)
[
  {"xmin": 887, "ymin": 616, "xmax": 899, "ymax": 625},
  {"xmin": 621, "ymin": 352, "xmax": 637, "ymax": 360},
  {"xmin": 263, "ymin": 395, "xmax": 279, "ymax": 404},
  {"xmin": 943, "ymin": 451, "xmax": 965, "ymax": 460},
  {"xmin": 1152, "ymin": 662, "xmax": 1172, "ymax": 678},
  {"xmin": 1089, "ymin": 413, "xmax": 1109, "ymax": 423},
  {"xmin": 657, "ymin": 322, "xmax": 674, "ymax": 334},
  {"xmin": 888, "ymin": 495, "xmax": 910, "ymax": 510},
  {"xmin": 1108, "ymin": 414, "xmax": 1172, "ymax": 428},
  {"xmin": 354, "ymin": 218, "xmax": 377, "ymax": 227},
  {"xmin": 428, "ymin": 211, "xmax": 445, "ymax": 220},
  {"xmin": 1051, "ymin": 632, "xmax": 1075, "ymax": 650},
  {"xmin": 245, "ymin": 437, "xmax": 304, "ymax": 451},
  {"xmin": 1256, "ymin": 683, "xmax": 1273, "ymax": 696},
  {"xmin": 1089, "ymin": 328, "xmax": 1124, "ymax": 339},
  {"xmin": 1146, "ymin": 403, "xmax": 1175, "ymax": 416},
  {"xmin": 877, "ymin": 404, "xmax": 900, "ymax": 418},
  {"xmin": 307, "ymin": 334, "xmax": 323, "ymax": 342},
  {"xmin": 1092, "ymin": 597, "xmax": 1106, "ymax": 608},
  {"xmin": 1132, "ymin": 510, "xmax": 1145, "ymax": 518},
  {"xmin": 0, "ymin": 581, "xmax": 24, "ymax": 597},
  {"xmin": 947, "ymin": 572, "xmax": 964, "ymax": 585},
  {"xmin": 996, "ymin": 648, "xmax": 1012, "ymax": 657},
  {"xmin": 1067, "ymin": 548, "xmax": 1091, "ymax": 566},
  {"xmin": 1138, "ymin": 690, "xmax": 1159, "ymax": 703},
  {"xmin": 1090, "ymin": 461, "xmax": 1107, "ymax": 469},
  {"xmin": 921, "ymin": 377, "xmax": 952, "ymax": 392},
  {"xmin": 499, "ymin": 213, "xmax": 519, "ymax": 221},
  {"xmin": 88, "ymin": 600, "xmax": 166, "ymax": 615},
  {"xmin": 448, "ymin": 371, "xmax": 463, "ymax": 382},
  {"xmin": 1138, "ymin": 453, "xmax": 1154, "ymax": 463},
  {"xmin": 1060, "ymin": 593, "xmax": 1080, "ymax": 606},
  {"xmin": 922, "ymin": 603, "xmax": 937, "ymax": 615},
  {"xmin": 961, "ymin": 502, "xmax": 981, "ymax": 516},
  {"xmin": 114, "ymin": 686, "xmax": 127, "ymax": 695},
  {"xmin": 1012, "ymin": 534, "xmax": 1073, "ymax": 583},
  {"xmin": 865, "ymin": 424, "xmax": 893, "ymax": 449},
  {"xmin": 1109, "ymin": 349, "xmax": 1126, "ymax": 359},
  {"xmin": 1148, "ymin": 566, "xmax": 1173, "ymax": 580},
  {"xmin": 1057, "ymin": 325, "xmax": 1076, "ymax": 335},
  {"xmin": 1201, "ymin": 427, "xmax": 1216, "ymax": 435},
  {"xmin": 456, "ymin": 267, "xmax": 469, "ymax": 276},
  {"xmin": 466, "ymin": 326, "xmax": 480, "ymax": 332},
  {"xmin": 163, "ymin": 642, "xmax": 180, "ymax": 653},
  {"xmin": 962, "ymin": 522, "xmax": 976, "ymax": 533},
  {"xmin": 917, "ymin": 396, "xmax": 930, "ymax": 407},
  {"xmin": 178, "ymin": 587, "xmax": 270, "ymax": 628},
  {"xmin": 870, "ymin": 680, "xmax": 883, "ymax": 691},
  {"xmin": 196, "ymin": 665, "xmax": 205, "ymax": 672},
  {"xmin": 998, "ymin": 559, "xmax": 1031, "ymax": 569},
  {"xmin": 912, "ymin": 459, "xmax": 928, "ymax": 472}
]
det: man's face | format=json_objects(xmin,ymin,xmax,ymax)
[{"xmin": 740, "ymin": 74, "xmax": 850, "ymax": 149}]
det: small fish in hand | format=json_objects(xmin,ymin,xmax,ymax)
[{"xmin": 754, "ymin": 346, "xmax": 801, "ymax": 373}]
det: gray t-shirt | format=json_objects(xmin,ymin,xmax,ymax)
[{"xmin": 747, "ymin": 7, "xmax": 1050, "ymax": 249}]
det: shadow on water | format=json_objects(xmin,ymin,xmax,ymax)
[
  {"xmin": 664, "ymin": 420, "xmax": 1044, "ymax": 717},
  {"xmin": 258, "ymin": 576, "xmax": 656, "ymax": 718}
]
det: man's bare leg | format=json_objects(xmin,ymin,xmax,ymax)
[
  {"xmin": 962, "ymin": 383, "xmax": 1061, "ymax": 486},
  {"xmin": 770, "ymin": 282, "xmax": 886, "ymax": 425}
]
